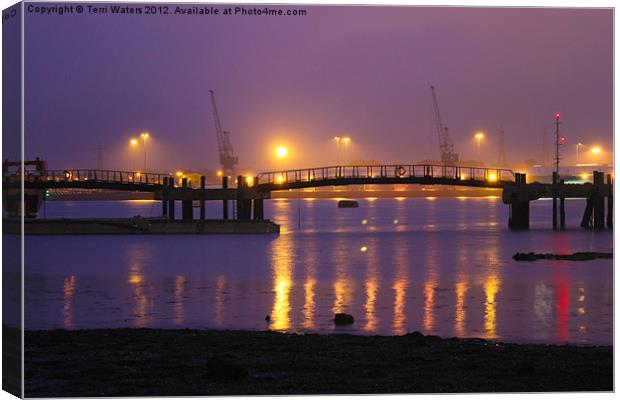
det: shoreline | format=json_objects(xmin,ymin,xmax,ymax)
[{"xmin": 22, "ymin": 327, "xmax": 612, "ymax": 396}]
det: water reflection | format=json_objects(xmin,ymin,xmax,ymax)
[
  {"xmin": 214, "ymin": 275, "xmax": 226, "ymax": 327},
  {"xmin": 364, "ymin": 238, "xmax": 379, "ymax": 332},
  {"xmin": 423, "ymin": 240, "xmax": 439, "ymax": 334},
  {"xmin": 577, "ymin": 287, "xmax": 587, "ymax": 335},
  {"xmin": 270, "ymin": 233, "xmax": 294, "ymax": 331},
  {"xmin": 127, "ymin": 245, "xmax": 150, "ymax": 327},
  {"xmin": 331, "ymin": 236, "xmax": 353, "ymax": 316},
  {"xmin": 483, "ymin": 275, "xmax": 500, "ymax": 339},
  {"xmin": 174, "ymin": 275, "xmax": 186, "ymax": 325},
  {"xmin": 454, "ymin": 280, "xmax": 467, "ymax": 337},
  {"xmin": 533, "ymin": 283, "xmax": 553, "ymax": 341},
  {"xmin": 555, "ymin": 280, "xmax": 570, "ymax": 343},
  {"xmin": 392, "ymin": 237, "xmax": 408, "ymax": 335},
  {"xmin": 26, "ymin": 198, "xmax": 613, "ymax": 345},
  {"xmin": 63, "ymin": 276, "xmax": 77, "ymax": 329},
  {"xmin": 302, "ymin": 235, "xmax": 318, "ymax": 330}
]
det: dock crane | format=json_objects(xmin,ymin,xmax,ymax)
[
  {"xmin": 209, "ymin": 90, "xmax": 239, "ymax": 176},
  {"xmin": 430, "ymin": 85, "xmax": 459, "ymax": 165}
]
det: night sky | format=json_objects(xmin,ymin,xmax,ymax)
[{"xmin": 23, "ymin": 5, "xmax": 613, "ymax": 173}]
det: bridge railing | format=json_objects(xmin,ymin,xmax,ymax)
[
  {"xmin": 256, "ymin": 164, "xmax": 515, "ymax": 186},
  {"xmin": 4, "ymin": 169, "xmax": 172, "ymax": 185}
]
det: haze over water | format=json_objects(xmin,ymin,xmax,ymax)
[{"xmin": 25, "ymin": 197, "xmax": 612, "ymax": 345}]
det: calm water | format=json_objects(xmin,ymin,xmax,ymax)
[{"xmin": 24, "ymin": 197, "xmax": 613, "ymax": 345}]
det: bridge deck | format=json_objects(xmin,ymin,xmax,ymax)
[{"xmin": 255, "ymin": 164, "xmax": 514, "ymax": 191}]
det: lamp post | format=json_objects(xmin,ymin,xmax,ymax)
[
  {"xmin": 333, "ymin": 136, "xmax": 341, "ymax": 164},
  {"xmin": 140, "ymin": 132, "xmax": 149, "ymax": 171},
  {"xmin": 130, "ymin": 138, "xmax": 138, "ymax": 171},
  {"xmin": 591, "ymin": 147, "xmax": 601, "ymax": 165},
  {"xmin": 575, "ymin": 142, "xmax": 583, "ymax": 164},
  {"xmin": 342, "ymin": 136, "xmax": 351, "ymax": 165},
  {"xmin": 474, "ymin": 132, "xmax": 484, "ymax": 158}
]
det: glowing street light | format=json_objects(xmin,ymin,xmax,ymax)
[
  {"xmin": 333, "ymin": 136, "xmax": 341, "ymax": 164},
  {"xmin": 474, "ymin": 132, "xmax": 484, "ymax": 157},
  {"xmin": 342, "ymin": 136, "xmax": 351, "ymax": 164},
  {"xmin": 575, "ymin": 142, "xmax": 584, "ymax": 164},
  {"xmin": 216, "ymin": 170, "xmax": 223, "ymax": 177},
  {"xmin": 591, "ymin": 146, "xmax": 601, "ymax": 164},
  {"xmin": 275, "ymin": 146, "xmax": 288, "ymax": 159},
  {"xmin": 140, "ymin": 132, "xmax": 150, "ymax": 171},
  {"xmin": 129, "ymin": 138, "xmax": 138, "ymax": 171}
]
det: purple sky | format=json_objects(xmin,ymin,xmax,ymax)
[{"xmin": 24, "ymin": 5, "xmax": 613, "ymax": 173}]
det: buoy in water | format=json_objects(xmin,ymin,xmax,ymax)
[{"xmin": 338, "ymin": 200, "xmax": 359, "ymax": 208}]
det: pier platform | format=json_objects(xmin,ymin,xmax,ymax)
[{"xmin": 3, "ymin": 218, "xmax": 280, "ymax": 235}]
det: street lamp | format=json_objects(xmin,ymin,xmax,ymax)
[
  {"xmin": 140, "ymin": 132, "xmax": 150, "ymax": 171},
  {"xmin": 474, "ymin": 132, "xmax": 484, "ymax": 157},
  {"xmin": 575, "ymin": 142, "xmax": 583, "ymax": 164},
  {"xmin": 130, "ymin": 138, "xmax": 138, "ymax": 171},
  {"xmin": 333, "ymin": 136, "xmax": 341, "ymax": 164},
  {"xmin": 342, "ymin": 136, "xmax": 351, "ymax": 164},
  {"xmin": 275, "ymin": 146, "xmax": 288, "ymax": 159},
  {"xmin": 591, "ymin": 146, "xmax": 601, "ymax": 164}
]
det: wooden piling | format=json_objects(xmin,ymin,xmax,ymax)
[
  {"xmin": 200, "ymin": 176, "xmax": 206, "ymax": 221},
  {"xmin": 222, "ymin": 176, "xmax": 229, "ymax": 220},
  {"xmin": 182, "ymin": 178, "xmax": 193, "ymax": 221}
]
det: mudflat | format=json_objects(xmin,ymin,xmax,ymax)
[{"xmin": 24, "ymin": 328, "xmax": 612, "ymax": 397}]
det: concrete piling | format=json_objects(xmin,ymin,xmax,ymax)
[
  {"xmin": 509, "ymin": 173, "xmax": 529, "ymax": 230},
  {"xmin": 593, "ymin": 171, "xmax": 605, "ymax": 230},
  {"xmin": 168, "ymin": 177, "xmax": 175, "ymax": 220},
  {"xmin": 253, "ymin": 199, "xmax": 264, "ymax": 220},
  {"xmin": 222, "ymin": 176, "xmax": 229, "ymax": 220},
  {"xmin": 162, "ymin": 177, "xmax": 168, "ymax": 219},
  {"xmin": 181, "ymin": 178, "xmax": 193, "ymax": 221},
  {"xmin": 236, "ymin": 176, "xmax": 252, "ymax": 220}
]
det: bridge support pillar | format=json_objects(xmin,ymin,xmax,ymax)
[
  {"xmin": 236, "ymin": 176, "xmax": 252, "ymax": 220},
  {"xmin": 253, "ymin": 198, "xmax": 264, "ymax": 220},
  {"xmin": 181, "ymin": 178, "xmax": 193, "ymax": 221},
  {"xmin": 168, "ymin": 177, "xmax": 175, "ymax": 220},
  {"xmin": 162, "ymin": 177, "xmax": 168, "ymax": 219},
  {"xmin": 593, "ymin": 171, "xmax": 606, "ymax": 230},
  {"xmin": 222, "ymin": 176, "xmax": 229, "ymax": 220},
  {"xmin": 200, "ymin": 176, "xmax": 206, "ymax": 221},
  {"xmin": 508, "ymin": 173, "xmax": 529, "ymax": 230},
  {"xmin": 581, "ymin": 171, "xmax": 607, "ymax": 230}
]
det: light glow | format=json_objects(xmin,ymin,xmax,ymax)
[{"xmin": 275, "ymin": 146, "xmax": 288, "ymax": 158}]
